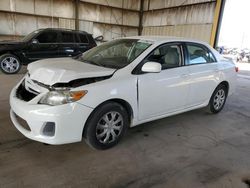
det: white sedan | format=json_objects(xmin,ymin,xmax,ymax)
[{"xmin": 10, "ymin": 36, "xmax": 237, "ymax": 149}]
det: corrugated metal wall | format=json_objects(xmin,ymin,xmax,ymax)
[
  {"xmin": 78, "ymin": 0, "xmax": 139, "ymax": 40},
  {"xmin": 0, "ymin": 0, "xmax": 139, "ymax": 41},
  {"xmin": 142, "ymin": 0, "xmax": 217, "ymax": 43},
  {"xmin": 0, "ymin": 0, "xmax": 220, "ymax": 44}
]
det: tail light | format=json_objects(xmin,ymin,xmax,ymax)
[{"xmin": 235, "ymin": 67, "xmax": 239, "ymax": 72}]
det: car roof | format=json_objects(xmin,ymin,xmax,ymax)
[
  {"xmin": 124, "ymin": 35, "xmax": 210, "ymax": 46},
  {"xmin": 39, "ymin": 28, "xmax": 89, "ymax": 34},
  {"xmin": 123, "ymin": 35, "xmax": 223, "ymax": 60}
]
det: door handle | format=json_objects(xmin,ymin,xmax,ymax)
[{"xmin": 65, "ymin": 49, "xmax": 74, "ymax": 53}]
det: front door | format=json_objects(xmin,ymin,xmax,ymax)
[
  {"xmin": 138, "ymin": 43, "xmax": 190, "ymax": 120},
  {"xmin": 24, "ymin": 30, "xmax": 60, "ymax": 61}
]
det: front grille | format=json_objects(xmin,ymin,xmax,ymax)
[
  {"xmin": 14, "ymin": 113, "xmax": 31, "ymax": 131},
  {"xmin": 16, "ymin": 81, "xmax": 37, "ymax": 102}
]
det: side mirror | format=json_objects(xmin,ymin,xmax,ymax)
[
  {"xmin": 31, "ymin": 39, "xmax": 39, "ymax": 44},
  {"xmin": 141, "ymin": 62, "xmax": 162, "ymax": 73}
]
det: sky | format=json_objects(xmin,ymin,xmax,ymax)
[{"xmin": 218, "ymin": 0, "xmax": 250, "ymax": 49}]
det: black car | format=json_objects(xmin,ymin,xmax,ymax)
[{"xmin": 0, "ymin": 28, "xmax": 97, "ymax": 74}]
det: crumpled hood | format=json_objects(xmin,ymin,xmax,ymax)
[{"xmin": 27, "ymin": 58, "xmax": 116, "ymax": 86}]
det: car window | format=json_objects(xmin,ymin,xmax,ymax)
[
  {"xmin": 87, "ymin": 35, "xmax": 96, "ymax": 45},
  {"xmin": 77, "ymin": 39, "xmax": 152, "ymax": 69},
  {"xmin": 22, "ymin": 30, "xmax": 41, "ymax": 42},
  {"xmin": 74, "ymin": 33, "xmax": 80, "ymax": 43},
  {"xmin": 79, "ymin": 34, "xmax": 89, "ymax": 43},
  {"xmin": 187, "ymin": 44, "xmax": 216, "ymax": 65},
  {"xmin": 146, "ymin": 44, "xmax": 182, "ymax": 70},
  {"xmin": 61, "ymin": 32, "xmax": 74, "ymax": 43},
  {"xmin": 36, "ymin": 31, "xmax": 58, "ymax": 43}
]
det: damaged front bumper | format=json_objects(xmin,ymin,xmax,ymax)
[{"xmin": 9, "ymin": 76, "xmax": 93, "ymax": 145}]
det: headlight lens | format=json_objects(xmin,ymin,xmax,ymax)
[{"xmin": 39, "ymin": 90, "xmax": 87, "ymax": 106}]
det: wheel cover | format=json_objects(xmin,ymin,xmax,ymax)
[
  {"xmin": 1, "ymin": 57, "xmax": 19, "ymax": 73},
  {"xmin": 96, "ymin": 111, "xmax": 124, "ymax": 144},
  {"xmin": 213, "ymin": 89, "xmax": 226, "ymax": 110}
]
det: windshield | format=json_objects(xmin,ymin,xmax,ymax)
[
  {"xmin": 22, "ymin": 30, "xmax": 41, "ymax": 42},
  {"xmin": 76, "ymin": 39, "xmax": 153, "ymax": 69}
]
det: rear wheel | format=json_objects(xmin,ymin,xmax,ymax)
[
  {"xmin": 83, "ymin": 102, "xmax": 129, "ymax": 150},
  {"xmin": 0, "ymin": 54, "xmax": 21, "ymax": 74},
  {"xmin": 209, "ymin": 84, "xmax": 228, "ymax": 114}
]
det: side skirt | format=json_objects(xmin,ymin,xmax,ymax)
[{"xmin": 131, "ymin": 101, "xmax": 209, "ymax": 127}]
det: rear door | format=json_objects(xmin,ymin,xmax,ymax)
[
  {"xmin": 57, "ymin": 31, "xmax": 78, "ymax": 57},
  {"xmin": 185, "ymin": 42, "xmax": 220, "ymax": 106},
  {"xmin": 24, "ymin": 30, "xmax": 60, "ymax": 61}
]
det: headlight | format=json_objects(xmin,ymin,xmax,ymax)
[{"xmin": 39, "ymin": 90, "xmax": 88, "ymax": 106}]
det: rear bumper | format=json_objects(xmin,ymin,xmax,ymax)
[
  {"xmin": 9, "ymin": 86, "xmax": 93, "ymax": 145},
  {"xmin": 228, "ymin": 73, "xmax": 237, "ymax": 96}
]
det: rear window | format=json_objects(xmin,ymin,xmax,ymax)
[
  {"xmin": 61, "ymin": 32, "xmax": 74, "ymax": 43},
  {"xmin": 87, "ymin": 35, "xmax": 97, "ymax": 46},
  {"xmin": 187, "ymin": 44, "xmax": 216, "ymax": 65},
  {"xmin": 79, "ymin": 34, "xmax": 89, "ymax": 43}
]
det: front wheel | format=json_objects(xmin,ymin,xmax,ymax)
[
  {"xmin": 0, "ymin": 54, "xmax": 21, "ymax": 74},
  {"xmin": 83, "ymin": 102, "xmax": 129, "ymax": 150},
  {"xmin": 209, "ymin": 84, "xmax": 228, "ymax": 114}
]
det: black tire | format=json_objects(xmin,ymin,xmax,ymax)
[
  {"xmin": 209, "ymin": 84, "xmax": 228, "ymax": 114},
  {"xmin": 0, "ymin": 54, "xmax": 21, "ymax": 74},
  {"xmin": 83, "ymin": 102, "xmax": 129, "ymax": 150}
]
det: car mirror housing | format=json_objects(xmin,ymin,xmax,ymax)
[
  {"xmin": 31, "ymin": 39, "xmax": 39, "ymax": 44},
  {"xmin": 141, "ymin": 62, "xmax": 162, "ymax": 73}
]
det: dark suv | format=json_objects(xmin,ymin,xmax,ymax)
[{"xmin": 0, "ymin": 28, "xmax": 97, "ymax": 74}]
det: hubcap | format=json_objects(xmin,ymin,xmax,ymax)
[
  {"xmin": 213, "ymin": 89, "xmax": 226, "ymax": 110},
  {"xmin": 96, "ymin": 111, "xmax": 123, "ymax": 144},
  {"xmin": 1, "ymin": 57, "xmax": 19, "ymax": 73}
]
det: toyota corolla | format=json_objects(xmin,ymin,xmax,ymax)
[{"xmin": 9, "ymin": 36, "xmax": 237, "ymax": 149}]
